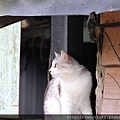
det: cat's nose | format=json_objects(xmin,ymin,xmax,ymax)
[{"xmin": 49, "ymin": 69, "xmax": 51, "ymax": 72}]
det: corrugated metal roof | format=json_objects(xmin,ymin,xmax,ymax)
[{"xmin": 0, "ymin": 0, "xmax": 120, "ymax": 16}]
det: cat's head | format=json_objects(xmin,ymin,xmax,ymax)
[{"xmin": 49, "ymin": 50, "xmax": 80, "ymax": 78}]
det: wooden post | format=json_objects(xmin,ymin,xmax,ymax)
[{"xmin": 51, "ymin": 16, "xmax": 68, "ymax": 59}]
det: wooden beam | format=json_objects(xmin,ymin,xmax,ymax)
[{"xmin": 100, "ymin": 11, "xmax": 120, "ymax": 24}]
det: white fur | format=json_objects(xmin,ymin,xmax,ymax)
[{"xmin": 44, "ymin": 50, "xmax": 92, "ymax": 115}]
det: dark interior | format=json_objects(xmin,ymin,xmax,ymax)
[{"xmin": 19, "ymin": 16, "xmax": 97, "ymax": 116}]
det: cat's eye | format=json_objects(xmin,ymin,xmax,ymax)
[{"xmin": 54, "ymin": 63, "xmax": 57, "ymax": 67}]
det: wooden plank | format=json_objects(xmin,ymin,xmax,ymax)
[
  {"xmin": 99, "ymin": 11, "xmax": 120, "ymax": 115},
  {"xmin": 101, "ymin": 99, "xmax": 120, "ymax": 114},
  {"xmin": 101, "ymin": 67, "xmax": 120, "ymax": 114},
  {"xmin": 103, "ymin": 67, "xmax": 120, "ymax": 99},
  {"xmin": 100, "ymin": 11, "xmax": 120, "ymax": 24},
  {"xmin": 102, "ymin": 27, "xmax": 120, "ymax": 66},
  {"xmin": 0, "ymin": 22, "xmax": 21, "ymax": 114}
]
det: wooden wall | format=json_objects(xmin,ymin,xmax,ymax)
[{"xmin": 96, "ymin": 11, "xmax": 120, "ymax": 114}]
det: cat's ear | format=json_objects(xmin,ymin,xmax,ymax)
[
  {"xmin": 61, "ymin": 50, "xmax": 71, "ymax": 63},
  {"xmin": 54, "ymin": 52, "xmax": 60, "ymax": 58}
]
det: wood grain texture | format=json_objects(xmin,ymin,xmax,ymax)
[
  {"xmin": 100, "ymin": 11, "xmax": 120, "ymax": 24},
  {"xmin": 102, "ymin": 27, "xmax": 120, "ymax": 66},
  {"xmin": 101, "ymin": 99, "xmax": 120, "ymax": 114},
  {"xmin": 101, "ymin": 67, "xmax": 120, "ymax": 114},
  {"xmin": 98, "ymin": 11, "xmax": 120, "ymax": 115},
  {"xmin": 103, "ymin": 67, "xmax": 120, "ymax": 99}
]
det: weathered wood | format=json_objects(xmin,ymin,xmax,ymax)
[
  {"xmin": 102, "ymin": 27, "xmax": 120, "ymax": 66},
  {"xmin": 101, "ymin": 99, "xmax": 120, "ymax": 114},
  {"xmin": 0, "ymin": 22, "xmax": 21, "ymax": 114},
  {"xmin": 96, "ymin": 51, "xmax": 105, "ymax": 114},
  {"xmin": 96, "ymin": 11, "xmax": 120, "ymax": 115},
  {"xmin": 103, "ymin": 67, "xmax": 120, "ymax": 99},
  {"xmin": 101, "ymin": 67, "xmax": 120, "ymax": 114},
  {"xmin": 100, "ymin": 11, "xmax": 120, "ymax": 24}
]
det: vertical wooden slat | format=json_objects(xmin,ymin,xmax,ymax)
[{"xmin": 0, "ymin": 22, "xmax": 21, "ymax": 114}]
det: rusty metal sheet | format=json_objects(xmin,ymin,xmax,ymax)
[{"xmin": 0, "ymin": 0, "xmax": 120, "ymax": 16}]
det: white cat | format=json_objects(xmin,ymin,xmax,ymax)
[{"xmin": 44, "ymin": 50, "xmax": 92, "ymax": 115}]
